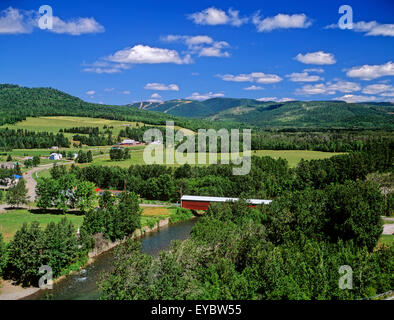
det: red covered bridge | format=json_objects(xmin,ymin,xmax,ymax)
[{"xmin": 181, "ymin": 195, "xmax": 272, "ymax": 211}]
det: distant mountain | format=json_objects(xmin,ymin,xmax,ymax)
[{"xmin": 129, "ymin": 98, "xmax": 394, "ymax": 129}]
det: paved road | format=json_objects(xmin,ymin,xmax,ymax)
[
  {"xmin": 0, "ymin": 161, "xmax": 73, "ymax": 212},
  {"xmin": 383, "ymin": 223, "xmax": 394, "ymax": 235}
]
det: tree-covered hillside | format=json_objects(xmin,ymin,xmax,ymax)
[
  {"xmin": 131, "ymin": 97, "xmax": 394, "ymax": 129},
  {"xmin": 0, "ymin": 84, "xmax": 212, "ymax": 130}
]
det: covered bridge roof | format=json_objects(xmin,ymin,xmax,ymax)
[{"xmin": 181, "ymin": 195, "xmax": 272, "ymax": 205}]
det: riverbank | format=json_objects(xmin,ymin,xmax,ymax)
[{"xmin": 0, "ymin": 216, "xmax": 181, "ymax": 300}]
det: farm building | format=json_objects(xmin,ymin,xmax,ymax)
[
  {"xmin": 49, "ymin": 153, "xmax": 63, "ymax": 160},
  {"xmin": 181, "ymin": 195, "xmax": 272, "ymax": 211},
  {"xmin": 0, "ymin": 162, "xmax": 16, "ymax": 169}
]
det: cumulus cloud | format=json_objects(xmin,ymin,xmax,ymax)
[
  {"xmin": 0, "ymin": 7, "xmax": 104, "ymax": 35},
  {"xmin": 108, "ymin": 45, "xmax": 192, "ymax": 65},
  {"xmin": 121, "ymin": 90, "xmax": 131, "ymax": 95},
  {"xmin": 325, "ymin": 20, "xmax": 394, "ymax": 37},
  {"xmin": 144, "ymin": 83, "xmax": 179, "ymax": 91},
  {"xmin": 186, "ymin": 92, "xmax": 225, "ymax": 101},
  {"xmin": 346, "ymin": 61, "xmax": 394, "ymax": 80},
  {"xmin": 50, "ymin": 16, "xmax": 104, "ymax": 35},
  {"xmin": 244, "ymin": 85, "xmax": 264, "ymax": 91},
  {"xmin": 296, "ymin": 81, "xmax": 361, "ymax": 95},
  {"xmin": 151, "ymin": 93, "xmax": 162, "ymax": 99},
  {"xmin": 252, "ymin": 13, "xmax": 312, "ymax": 32},
  {"xmin": 295, "ymin": 51, "xmax": 336, "ymax": 65},
  {"xmin": 286, "ymin": 72, "xmax": 323, "ymax": 82},
  {"xmin": 162, "ymin": 34, "xmax": 231, "ymax": 58},
  {"xmin": 362, "ymin": 83, "xmax": 394, "ymax": 96},
  {"xmin": 86, "ymin": 90, "xmax": 95, "ymax": 95},
  {"xmin": 336, "ymin": 94, "xmax": 377, "ymax": 103},
  {"xmin": 0, "ymin": 7, "xmax": 34, "ymax": 34},
  {"xmin": 219, "ymin": 72, "xmax": 282, "ymax": 84},
  {"xmin": 188, "ymin": 7, "xmax": 247, "ymax": 26}
]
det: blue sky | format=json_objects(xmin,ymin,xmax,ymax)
[{"xmin": 0, "ymin": 0, "xmax": 393, "ymax": 105}]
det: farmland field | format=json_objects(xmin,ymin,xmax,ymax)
[
  {"xmin": 85, "ymin": 148, "xmax": 345, "ymax": 168},
  {"xmin": 0, "ymin": 207, "xmax": 176, "ymax": 242}
]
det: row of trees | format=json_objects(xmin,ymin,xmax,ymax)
[
  {"xmin": 0, "ymin": 128, "xmax": 69, "ymax": 149},
  {"xmin": 109, "ymin": 148, "xmax": 130, "ymax": 161},
  {"xmin": 65, "ymin": 139, "xmax": 392, "ymax": 205}
]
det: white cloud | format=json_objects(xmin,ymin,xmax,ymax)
[
  {"xmin": 188, "ymin": 7, "xmax": 247, "ymax": 26},
  {"xmin": 336, "ymin": 94, "xmax": 377, "ymax": 103},
  {"xmin": 104, "ymin": 88, "xmax": 115, "ymax": 92},
  {"xmin": 346, "ymin": 61, "xmax": 394, "ymax": 80},
  {"xmin": 257, "ymin": 97, "xmax": 294, "ymax": 102},
  {"xmin": 0, "ymin": 7, "xmax": 34, "ymax": 34},
  {"xmin": 86, "ymin": 90, "xmax": 95, "ymax": 95},
  {"xmin": 219, "ymin": 72, "xmax": 282, "ymax": 84},
  {"xmin": 162, "ymin": 35, "xmax": 231, "ymax": 58},
  {"xmin": 121, "ymin": 90, "xmax": 131, "ymax": 95},
  {"xmin": 82, "ymin": 61, "xmax": 130, "ymax": 74},
  {"xmin": 144, "ymin": 83, "xmax": 179, "ymax": 91},
  {"xmin": 0, "ymin": 7, "xmax": 104, "ymax": 35},
  {"xmin": 244, "ymin": 85, "xmax": 264, "ymax": 91},
  {"xmin": 108, "ymin": 45, "xmax": 192, "ymax": 65},
  {"xmin": 325, "ymin": 20, "xmax": 394, "ymax": 37},
  {"xmin": 296, "ymin": 81, "xmax": 361, "ymax": 95},
  {"xmin": 362, "ymin": 84, "xmax": 394, "ymax": 97},
  {"xmin": 50, "ymin": 16, "xmax": 104, "ymax": 35},
  {"xmin": 151, "ymin": 93, "xmax": 162, "ymax": 99},
  {"xmin": 286, "ymin": 72, "xmax": 323, "ymax": 82},
  {"xmin": 253, "ymin": 13, "xmax": 312, "ymax": 32},
  {"xmin": 186, "ymin": 92, "xmax": 225, "ymax": 101},
  {"xmin": 295, "ymin": 51, "xmax": 336, "ymax": 65}
]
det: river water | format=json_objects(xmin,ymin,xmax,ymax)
[{"xmin": 25, "ymin": 218, "xmax": 197, "ymax": 300}]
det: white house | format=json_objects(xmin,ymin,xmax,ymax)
[{"xmin": 49, "ymin": 153, "xmax": 63, "ymax": 160}]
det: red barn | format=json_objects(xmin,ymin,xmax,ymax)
[{"xmin": 181, "ymin": 195, "xmax": 272, "ymax": 211}]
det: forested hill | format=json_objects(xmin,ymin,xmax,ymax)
[
  {"xmin": 0, "ymin": 84, "xmax": 205, "ymax": 130},
  {"xmin": 1, "ymin": 84, "xmax": 393, "ymax": 130},
  {"xmin": 130, "ymin": 98, "xmax": 394, "ymax": 129}
]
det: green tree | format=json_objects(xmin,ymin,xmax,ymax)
[
  {"xmin": 75, "ymin": 180, "xmax": 97, "ymax": 213},
  {"xmin": 32, "ymin": 155, "xmax": 40, "ymax": 166},
  {"xmin": 42, "ymin": 218, "xmax": 79, "ymax": 276},
  {"xmin": 6, "ymin": 154, "xmax": 12, "ymax": 162},
  {"xmin": 5, "ymin": 222, "xmax": 44, "ymax": 286},
  {"xmin": 6, "ymin": 179, "xmax": 29, "ymax": 208}
]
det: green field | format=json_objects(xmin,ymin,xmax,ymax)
[
  {"xmin": 0, "ymin": 207, "xmax": 176, "ymax": 242},
  {"xmin": 85, "ymin": 148, "xmax": 345, "ymax": 168},
  {"xmin": 378, "ymin": 234, "xmax": 394, "ymax": 246},
  {"xmin": 0, "ymin": 210, "xmax": 84, "ymax": 242},
  {"xmin": 1, "ymin": 116, "xmax": 195, "ymax": 138},
  {"xmin": 0, "ymin": 116, "xmax": 146, "ymax": 136}
]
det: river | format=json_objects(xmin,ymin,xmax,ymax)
[{"xmin": 24, "ymin": 218, "xmax": 197, "ymax": 300}]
